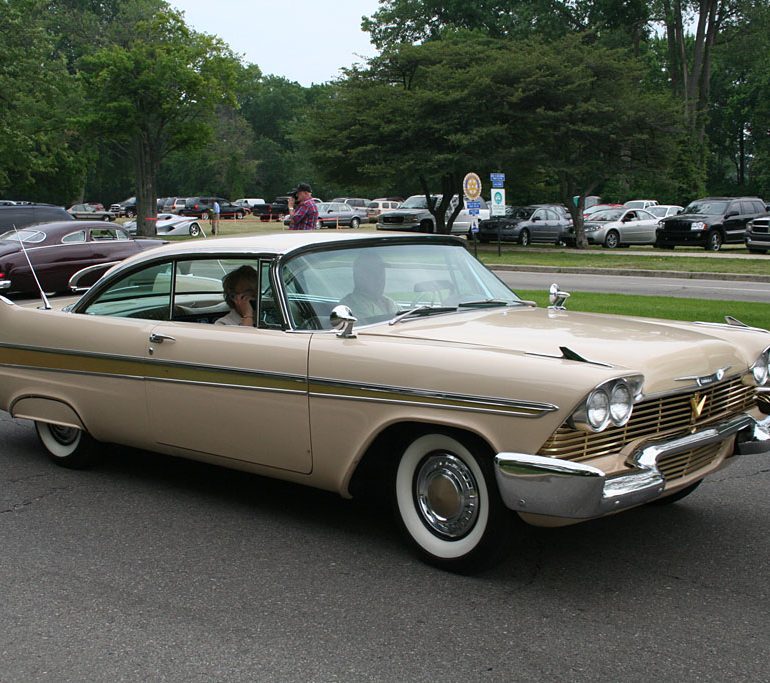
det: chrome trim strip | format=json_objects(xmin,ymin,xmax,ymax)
[
  {"xmin": 494, "ymin": 412, "xmax": 768, "ymax": 519},
  {"xmin": 311, "ymin": 377, "xmax": 559, "ymax": 417}
]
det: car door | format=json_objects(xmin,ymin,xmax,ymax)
[
  {"xmin": 633, "ymin": 209, "xmax": 659, "ymax": 244},
  {"xmin": 529, "ymin": 208, "xmax": 550, "ymax": 241},
  {"xmin": 143, "ymin": 257, "xmax": 312, "ymax": 473},
  {"xmin": 722, "ymin": 201, "xmax": 745, "ymax": 242}
]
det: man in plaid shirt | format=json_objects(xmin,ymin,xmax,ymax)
[{"xmin": 287, "ymin": 182, "xmax": 319, "ymax": 230}]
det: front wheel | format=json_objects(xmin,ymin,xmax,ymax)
[
  {"xmin": 418, "ymin": 220, "xmax": 434, "ymax": 233},
  {"xmin": 394, "ymin": 431, "xmax": 514, "ymax": 573},
  {"xmin": 35, "ymin": 421, "xmax": 99, "ymax": 469},
  {"xmin": 350, "ymin": 217, "xmax": 360, "ymax": 229},
  {"xmin": 519, "ymin": 229, "xmax": 530, "ymax": 247},
  {"xmin": 125, "ymin": 210, "xmax": 135, "ymax": 218},
  {"xmin": 604, "ymin": 230, "xmax": 620, "ymax": 248},
  {"xmin": 705, "ymin": 230, "xmax": 722, "ymax": 251}
]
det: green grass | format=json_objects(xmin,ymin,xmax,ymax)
[{"xmin": 517, "ymin": 290, "xmax": 770, "ymax": 329}]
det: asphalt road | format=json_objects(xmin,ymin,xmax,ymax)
[
  {"xmin": 494, "ymin": 270, "xmax": 770, "ymax": 303},
  {"xmin": 1, "ymin": 412, "xmax": 769, "ymax": 682}
]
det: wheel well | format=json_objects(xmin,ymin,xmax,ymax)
[{"xmin": 347, "ymin": 421, "xmax": 494, "ymax": 501}]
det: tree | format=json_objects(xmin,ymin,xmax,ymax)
[
  {"xmin": 77, "ymin": 7, "xmax": 239, "ymax": 235},
  {"xmin": 301, "ymin": 32, "xmax": 681, "ymax": 244}
]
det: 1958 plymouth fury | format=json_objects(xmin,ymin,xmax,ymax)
[{"xmin": 1, "ymin": 232, "xmax": 768, "ymax": 572}]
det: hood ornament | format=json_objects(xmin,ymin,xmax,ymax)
[
  {"xmin": 676, "ymin": 366, "xmax": 730, "ymax": 387},
  {"xmin": 548, "ymin": 283, "xmax": 570, "ymax": 310}
]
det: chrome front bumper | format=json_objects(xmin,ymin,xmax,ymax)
[{"xmin": 494, "ymin": 412, "xmax": 770, "ymax": 519}]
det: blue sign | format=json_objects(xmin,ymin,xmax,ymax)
[
  {"xmin": 466, "ymin": 200, "xmax": 481, "ymax": 215},
  {"xmin": 490, "ymin": 172, "xmax": 505, "ymax": 188}
]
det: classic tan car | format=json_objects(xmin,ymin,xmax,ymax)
[{"xmin": 1, "ymin": 232, "xmax": 769, "ymax": 572}]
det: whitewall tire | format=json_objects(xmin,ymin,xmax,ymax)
[{"xmin": 35, "ymin": 421, "xmax": 99, "ymax": 469}]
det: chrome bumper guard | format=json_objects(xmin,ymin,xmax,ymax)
[
  {"xmin": 495, "ymin": 412, "xmax": 770, "ymax": 519},
  {"xmin": 0, "ymin": 280, "xmax": 10, "ymax": 290}
]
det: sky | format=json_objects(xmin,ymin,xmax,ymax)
[{"xmin": 170, "ymin": 0, "xmax": 382, "ymax": 86}]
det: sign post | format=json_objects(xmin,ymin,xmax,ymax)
[
  {"xmin": 463, "ymin": 172, "xmax": 482, "ymax": 255},
  {"xmin": 490, "ymin": 173, "xmax": 506, "ymax": 255}
]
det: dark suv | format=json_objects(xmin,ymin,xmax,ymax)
[
  {"xmin": 0, "ymin": 204, "xmax": 72, "ymax": 231},
  {"xmin": 180, "ymin": 197, "xmax": 245, "ymax": 219},
  {"xmin": 655, "ymin": 196, "xmax": 767, "ymax": 251}
]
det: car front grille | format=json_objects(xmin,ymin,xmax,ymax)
[
  {"xmin": 381, "ymin": 216, "xmax": 405, "ymax": 225},
  {"xmin": 750, "ymin": 218, "xmax": 769, "ymax": 234},
  {"xmin": 537, "ymin": 376, "xmax": 756, "ymax": 480}
]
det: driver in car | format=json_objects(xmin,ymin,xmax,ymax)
[{"xmin": 340, "ymin": 253, "xmax": 398, "ymax": 322}]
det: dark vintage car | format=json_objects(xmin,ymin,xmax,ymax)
[
  {"xmin": 477, "ymin": 204, "xmax": 573, "ymax": 245},
  {"xmin": 655, "ymin": 196, "xmax": 767, "ymax": 251},
  {"xmin": 180, "ymin": 197, "xmax": 246, "ymax": 220},
  {"xmin": 0, "ymin": 221, "xmax": 164, "ymax": 295}
]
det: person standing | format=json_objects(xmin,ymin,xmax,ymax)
[
  {"xmin": 211, "ymin": 199, "xmax": 221, "ymax": 235},
  {"xmin": 287, "ymin": 182, "xmax": 319, "ymax": 230}
]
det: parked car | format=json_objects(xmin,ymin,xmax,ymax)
[
  {"xmin": 270, "ymin": 196, "xmax": 291, "ymax": 218},
  {"xmin": 331, "ymin": 197, "xmax": 371, "ymax": 220},
  {"xmin": 1, "ymin": 232, "xmax": 768, "ymax": 572},
  {"xmin": 180, "ymin": 197, "xmax": 245, "ymax": 220},
  {"xmin": 623, "ymin": 199, "xmax": 659, "ymax": 209},
  {"xmin": 367, "ymin": 199, "xmax": 401, "ymax": 222},
  {"xmin": 477, "ymin": 204, "xmax": 573, "ymax": 246},
  {"xmin": 745, "ymin": 215, "xmax": 770, "ymax": 254},
  {"xmin": 377, "ymin": 194, "xmax": 490, "ymax": 235},
  {"xmin": 234, "ymin": 198, "xmax": 265, "ymax": 214},
  {"xmin": 647, "ymin": 205, "xmax": 684, "ymax": 219},
  {"xmin": 577, "ymin": 207, "xmax": 660, "ymax": 248},
  {"xmin": 109, "ymin": 197, "xmax": 137, "ymax": 218},
  {"xmin": 0, "ymin": 221, "xmax": 164, "ymax": 295},
  {"xmin": 67, "ymin": 204, "xmax": 116, "ymax": 221},
  {"xmin": 656, "ymin": 196, "xmax": 767, "ymax": 251},
  {"xmin": 125, "ymin": 213, "xmax": 204, "ymax": 237},
  {"xmin": 0, "ymin": 204, "xmax": 73, "ymax": 231}
]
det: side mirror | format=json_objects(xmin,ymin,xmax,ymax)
[{"xmin": 330, "ymin": 305, "xmax": 357, "ymax": 338}]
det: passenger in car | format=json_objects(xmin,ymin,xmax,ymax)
[
  {"xmin": 341, "ymin": 253, "xmax": 398, "ymax": 322},
  {"xmin": 216, "ymin": 265, "xmax": 259, "ymax": 326}
]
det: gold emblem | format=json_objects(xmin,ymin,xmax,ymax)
[{"xmin": 690, "ymin": 392, "xmax": 707, "ymax": 421}]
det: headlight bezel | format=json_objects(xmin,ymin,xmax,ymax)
[
  {"xmin": 690, "ymin": 221, "xmax": 707, "ymax": 231},
  {"xmin": 750, "ymin": 347, "xmax": 770, "ymax": 386},
  {"xmin": 570, "ymin": 375, "xmax": 643, "ymax": 433}
]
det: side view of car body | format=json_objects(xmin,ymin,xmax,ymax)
[
  {"xmin": 0, "ymin": 221, "xmax": 164, "ymax": 294},
  {"xmin": 283, "ymin": 201, "xmax": 362, "ymax": 229},
  {"xmin": 1, "ymin": 232, "xmax": 768, "ymax": 573},
  {"xmin": 125, "ymin": 214, "xmax": 204, "ymax": 237},
  {"xmin": 623, "ymin": 199, "xmax": 659, "ymax": 209},
  {"xmin": 477, "ymin": 204, "xmax": 573, "ymax": 245},
  {"xmin": 67, "ymin": 204, "xmax": 116, "ymax": 221},
  {"xmin": 109, "ymin": 197, "xmax": 137, "ymax": 218},
  {"xmin": 656, "ymin": 196, "xmax": 767, "ymax": 251},
  {"xmin": 576, "ymin": 207, "xmax": 660, "ymax": 248}
]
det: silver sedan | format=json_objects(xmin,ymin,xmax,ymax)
[{"xmin": 583, "ymin": 208, "xmax": 660, "ymax": 248}]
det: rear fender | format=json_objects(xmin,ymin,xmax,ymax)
[{"xmin": 10, "ymin": 396, "xmax": 85, "ymax": 430}]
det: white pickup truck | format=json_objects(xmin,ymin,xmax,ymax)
[{"xmin": 376, "ymin": 194, "xmax": 490, "ymax": 235}]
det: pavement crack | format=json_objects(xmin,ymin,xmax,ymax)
[{"xmin": 0, "ymin": 487, "xmax": 68, "ymax": 514}]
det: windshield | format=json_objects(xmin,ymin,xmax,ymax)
[
  {"xmin": 400, "ymin": 195, "xmax": 438, "ymax": 209},
  {"xmin": 588, "ymin": 209, "xmax": 623, "ymax": 221},
  {"xmin": 683, "ymin": 200, "xmax": 728, "ymax": 215},
  {"xmin": 0, "ymin": 229, "xmax": 46, "ymax": 243},
  {"xmin": 280, "ymin": 242, "xmax": 521, "ymax": 328}
]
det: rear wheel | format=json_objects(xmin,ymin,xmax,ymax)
[
  {"xmin": 604, "ymin": 230, "xmax": 620, "ymax": 249},
  {"xmin": 705, "ymin": 230, "xmax": 723, "ymax": 251},
  {"xmin": 350, "ymin": 217, "xmax": 361, "ymax": 229},
  {"xmin": 519, "ymin": 229, "xmax": 530, "ymax": 247},
  {"xmin": 394, "ymin": 430, "xmax": 514, "ymax": 573},
  {"xmin": 189, "ymin": 222, "xmax": 201, "ymax": 236},
  {"xmin": 35, "ymin": 421, "xmax": 99, "ymax": 469},
  {"xmin": 201, "ymin": 211, "xmax": 210, "ymax": 220}
]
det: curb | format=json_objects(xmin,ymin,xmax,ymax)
[{"xmin": 488, "ymin": 264, "xmax": 770, "ymax": 284}]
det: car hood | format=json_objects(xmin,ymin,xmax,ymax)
[
  {"xmin": 382, "ymin": 208, "xmax": 429, "ymax": 217},
  {"xmin": 664, "ymin": 213, "xmax": 714, "ymax": 222},
  {"xmin": 361, "ymin": 306, "xmax": 759, "ymax": 394}
]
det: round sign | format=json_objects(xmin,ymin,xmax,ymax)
[{"xmin": 463, "ymin": 172, "xmax": 482, "ymax": 200}]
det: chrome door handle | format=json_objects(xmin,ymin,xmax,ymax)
[{"xmin": 149, "ymin": 333, "xmax": 176, "ymax": 344}]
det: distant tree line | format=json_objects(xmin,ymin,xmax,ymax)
[{"xmin": 1, "ymin": 0, "xmax": 769, "ymax": 241}]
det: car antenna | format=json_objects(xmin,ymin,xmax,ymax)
[{"xmin": 12, "ymin": 224, "xmax": 51, "ymax": 310}]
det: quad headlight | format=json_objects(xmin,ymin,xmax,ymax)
[
  {"xmin": 751, "ymin": 347, "xmax": 770, "ymax": 386},
  {"xmin": 570, "ymin": 376, "xmax": 643, "ymax": 433}
]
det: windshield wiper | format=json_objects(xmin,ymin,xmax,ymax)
[
  {"xmin": 457, "ymin": 299, "xmax": 513, "ymax": 308},
  {"xmin": 389, "ymin": 305, "xmax": 457, "ymax": 324}
]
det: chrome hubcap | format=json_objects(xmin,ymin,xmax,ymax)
[
  {"xmin": 49, "ymin": 425, "xmax": 78, "ymax": 445},
  {"xmin": 415, "ymin": 452, "xmax": 479, "ymax": 539}
]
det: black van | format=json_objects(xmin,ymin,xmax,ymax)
[{"xmin": 0, "ymin": 204, "xmax": 72, "ymax": 232}]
